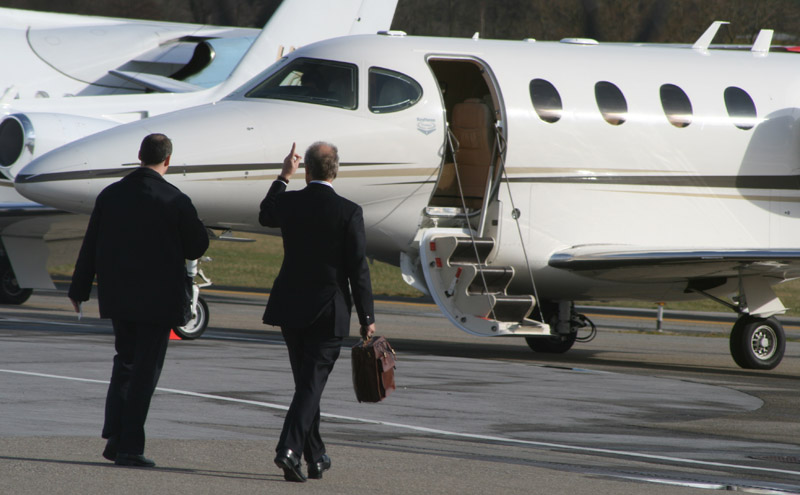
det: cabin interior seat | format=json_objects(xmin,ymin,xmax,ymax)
[{"xmin": 430, "ymin": 98, "xmax": 495, "ymax": 210}]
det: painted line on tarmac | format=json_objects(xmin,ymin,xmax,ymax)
[
  {"xmin": 2, "ymin": 368, "xmax": 800, "ymax": 478},
  {"xmin": 0, "ymin": 316, "xmax": 99, "ymax": 328}
]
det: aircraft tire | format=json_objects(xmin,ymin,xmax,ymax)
[
  {"xmin": 525, "ymin": 333, "xmax": 577, "ymax": 354},
  {"xmin": 0, "ymin": 264, "xmax": 33, "ymax": 305},
  {"xmin": 729, "ymin": 315, "xmax": 785, "ymax": 370},
  {"xmin": 174, "ymin": 296, "xmax": 209, "ymax": 340}
]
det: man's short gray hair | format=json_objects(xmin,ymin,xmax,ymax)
[{"xmin": 304, "ymin": 141, "xmax": 338, "ymax": 181}]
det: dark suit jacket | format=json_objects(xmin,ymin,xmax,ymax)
[
  {"xmin": 69, "ymin": 167, "xmax": 209, "ymax": 327},
  {"xmin": 259, "ymin": 180, "xmax": 374, "ymax": 336}
]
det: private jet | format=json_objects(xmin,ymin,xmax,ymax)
[
  {"xmin": 0, "ymin": 6, "xmax": 263, "ymax": 100},
  {"xmin": 16, "ymin": 23, "xmax": 800, "ymax": 369}
]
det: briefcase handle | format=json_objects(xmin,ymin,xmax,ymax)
[{"xmin": 359, "ymin": 336, "xmax": 397, "ymax": 358}]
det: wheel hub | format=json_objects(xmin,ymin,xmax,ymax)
[{"xmin": 751, "ymin": 325, "xmax": 777, "ymax": 360}]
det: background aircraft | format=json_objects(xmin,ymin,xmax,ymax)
[
  {"xmin": 0, "ymin": 7, "xmax": 260, "ymax": 100},
  {"xmin": 0, "ymin": 0, "xmax": 398, "ymax": 304},
  {"xmin": 16, "ymin": 23, "xmax": 800, "ymax": 369}
]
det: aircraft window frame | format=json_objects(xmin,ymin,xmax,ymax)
[
  {"xmin": 659, "ymin": 84, "xmax": 693, "ymax": 128},
  {"xmin": 529, "ymin": 78, "xmax": 563, "ymax": 124},
  {"xmin": 244, "ymin": 57, "xmax": 358, "ymax": 110},
  {"xmin": 368, "ymin": 67, "xmax": 423, "ymax": 114},
  {"xmin": 595, "ymin": 81, "xmax": 627, "ymax": 126},
  {"xmin": 724, "ymin": 86, "xmax": 757, "ymax": 130}
]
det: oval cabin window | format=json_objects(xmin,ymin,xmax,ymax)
[
  {"xmin": 368, "ymin": 68, "xmax": 423, "ymax": 114},
  {"xmin": 660, "ymin": 84, "xmax": 693, "ymax": 128},
  {"xmin": 595, "ymin": 81, "xmax": 627, "ymax": 125},
  {"xmin": 529, "ymin": 79, "xmax": 562, "ymax": 123},
  {"xmin": 724, "ymin": 87, "xmax": 757, "ymax": 130}
]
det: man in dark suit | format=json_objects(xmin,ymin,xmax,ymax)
[
  {"xmin": 259, "ymin": 142, "xmax": 375, "ymax": 482},
  {"xmin": 69, "ymin": 133, "xmax": 209, "ymax": 468}
]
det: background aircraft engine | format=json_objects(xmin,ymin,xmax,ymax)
[
  {"xmin": 0, "ymin": 115, "xmax": 31, "ymax": 169},
  {"xmin": 0, "ymin": 113, "xmax": 118, "ymax": 178}
]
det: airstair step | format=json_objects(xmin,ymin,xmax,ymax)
[
  {"xmin": 491, "ymin": 295, "xmax": 535, "ymax": 322},
  {"xmin": 450, "ymin": 237, "xmax": 495, "ymax": 264},
  {"xmin": 467, "ymin": 265, "xmax": 514, "ymax": 294}
]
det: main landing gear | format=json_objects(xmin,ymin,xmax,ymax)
[
  {"xmin": 525, "ymin": 301, "xmax": 595, "ymax": 354},
  {"xmin": 729, "ymin": 315, "xmax": 785, "ymax": 370},
  {"xmin": 524, "ymin": 297, "xmax": 786, "ymax": 370},
  {"xmin": 689, "ymin": 278, "xmax": 788, "ymax": 370},
  {"xmin": 0, "ymin": 244, "xmax": 32, "ymax": 305},
  {"xmin": 0, "ymin": 263, "xmax": 32, "ymax": 304}
]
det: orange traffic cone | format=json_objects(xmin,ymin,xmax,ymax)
[{"xmin": 169, "ymin": 329, "xmax": 181, "ymax": 340}]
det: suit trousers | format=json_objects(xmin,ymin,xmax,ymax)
[
  {"xmin": 277, "ymin": 311, "xmax": 343, "ymax": 462},
  {"xmin": 102, "ymin": 319, "xmax": 171, "ymax": 454}
]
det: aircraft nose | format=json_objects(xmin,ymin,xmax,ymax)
[{"xmin": 14, "ymin": 143, "xmax": 92, "ymax": 213}]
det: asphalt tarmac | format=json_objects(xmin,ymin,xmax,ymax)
[{"xmin": 2, "ymin": 289, "xmax": 800, "ymax": 494}]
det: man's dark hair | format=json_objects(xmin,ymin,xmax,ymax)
[
  {"xmin": 304, "ymin": 142, "xmax": 339, "ymax": 181},
  {"xmin": 139, "ymin": 133, "xmax": 173, "ymax": 166}
]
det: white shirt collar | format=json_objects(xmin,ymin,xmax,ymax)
[{"xmin": 309, "ymin": 180, "xmax": 334, "ymax": 188}]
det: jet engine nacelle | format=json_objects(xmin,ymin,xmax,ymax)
[{"xmin": 0, "ymin": 113, "xmax": 118, "ymax": 179}]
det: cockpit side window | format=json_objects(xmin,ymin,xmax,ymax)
[
  {"xmin": 368, "ymin": 67, "xmax": 423, "ymax": 114},
  {"xmin": 245, "ymin": 57, "xmax": 357, "ymax": 110}
]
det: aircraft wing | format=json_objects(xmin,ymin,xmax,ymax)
[
  {"xmin": 108, "ymin": 71, "xmax": 203, "ymax": 94},
  {"xmin": 548, "ymin": 245, "xmax": 800, "ymax": 283}
]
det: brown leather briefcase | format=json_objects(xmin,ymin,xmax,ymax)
[{"xmin": 351, "ymin": 336, "xmax": 396, "ymax": 403}]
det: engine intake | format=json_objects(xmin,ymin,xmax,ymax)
[{"xmin": 0, "ymin": 115, "xmax": 33, "ymax": 167}]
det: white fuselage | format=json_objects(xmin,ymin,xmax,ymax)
[{"xmin": 16, "ymin": 34, "xmax": 800, "ymax": 303}]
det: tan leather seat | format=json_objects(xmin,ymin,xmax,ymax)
[
  {"xmin": 451, "ymin": 98, "xmax": 494, "ymax": 200},
  {"xmin": 430, "ymin": 98, "xmax": 494, "ymax": 209}
]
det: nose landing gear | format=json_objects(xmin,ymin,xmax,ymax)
[{"xmin": 173, "ymin": 257, "xmax": 212, "ymax": 340}]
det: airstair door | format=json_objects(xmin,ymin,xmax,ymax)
[{"xmin": 401, "ymin": 57, "xmax": 549, "ymax": 337}]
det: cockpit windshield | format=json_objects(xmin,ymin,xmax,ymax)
[{"xmin": 245, "ymin": 57, "xmax": 357, "ymax": 110}]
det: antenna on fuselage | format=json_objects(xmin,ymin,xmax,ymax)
[
  {"xmin": 693, "ymin": 20, "xmax": 729, "ymax": 51},
  {"xmin": 752, "ymin": 29, "xmax": 774, "ymax": 54}
]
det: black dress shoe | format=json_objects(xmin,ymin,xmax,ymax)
[
  {"xmin": 102, "ymin": 437, "xmax": 118, "ymax": 462},
  {"xmin": 274, "ymin": 448, "xmax": 306, "ymax": 482},
  {"xmin": 115, "ymin": 453, "xmax": 156, "ymax": 467},
  {"xmin": 307, "ymin": 453, "xmax": 331, "ymax": 480}
]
